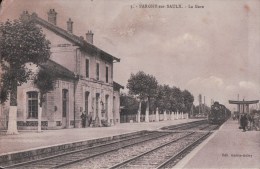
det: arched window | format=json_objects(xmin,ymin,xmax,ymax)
[{"xmin": 27, "ymin": 91, "xmax": 38, "ymax": 119}]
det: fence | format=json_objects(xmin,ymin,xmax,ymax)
[
  {"xmin": 0, "ymin": 105, "xmax": 8, "ymax": 130},
  {"xmin": 120, "ymin": 114, "xmax": 166, "ymax": 123},
  {"xmin": 120, "ymin": 114, "xmax": 137, "ymax": 123}
]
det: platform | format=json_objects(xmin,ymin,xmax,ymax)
[
  {"xmin": 0, "ymin": 118, "xmax": 199, "ymax": 155},
  {"xmin": 176, "ymin": 119, "xmax": 260, "ymax": 169}
]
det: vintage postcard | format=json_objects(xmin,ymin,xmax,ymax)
[{"xmin": 0, "ymin": 0, "xmax": 259, "ymax": 168}]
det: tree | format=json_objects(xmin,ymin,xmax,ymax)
[
  {"xmin": 170, "ymin": 87, "xmax": 182, "ymax": 112},
  {"xmin": 193, "ymin": 104, "xmax": 210, "ymax": 117},
  {"xmin": 0, "ymin": 17, "xmax": 51, "ymax": 134},
  {"xmin": 182, "ymin": 90, "xmax": 194, "ymax": 115},
  {"xmin": 155, "ymin": 85, "xmax": 171, "ymax": 112},
  {"xmin": 154, "ymin": 84, "xmax": 173, "ymax": 121},
  {"xmin": 154, "ymin": 85, "xmax": 163, "ymax": 110},
  {"xmin": 33, "ymin": 68, "xmax": 56, "ymax": 132},
  {"xmin": 127, "ymin": 71, "xmax": 158, "ymax": 122},
  {"xmin": 0, "ymin": 78, "xmax": 9, "ymax": 104},
  {"xmin": 120, "ymin": 93, "xmax": 139, "ymax": 115}
]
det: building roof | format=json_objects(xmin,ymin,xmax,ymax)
[
  {"xmin": 40, "ymin": 59, "xmax": 77, "ymax": 80},
  {"xmin": 30, "ymin": 13, "xmax": 120, "ymax": 63},
  {"xmin": 40, "ymin": 60, "xmax": 125, "ymax": 89},
  {"xmin": 113, "ymin": 81, "xmax": 124, "ymax": 91}
]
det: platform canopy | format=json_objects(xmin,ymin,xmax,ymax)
[
  {"xmin": 229, "ymin": 99, "xmax": 259, "ymax": 114},
  {"xmin": 229, "ymin": 100, "xmax": 259, "ymax": 104}
]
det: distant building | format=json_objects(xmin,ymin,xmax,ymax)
[{"xmin": 0, "ymin": 9, "xmax": 123, "ymax": 130}]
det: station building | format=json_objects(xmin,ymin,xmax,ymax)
[{"xmin": 0, "ymin": 9, "xmax": 123, "ymax": 130}]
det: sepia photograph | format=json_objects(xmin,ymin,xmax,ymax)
[{"xmin": 0, "ymin": 0, "xmax": 259, "ymax": 168}]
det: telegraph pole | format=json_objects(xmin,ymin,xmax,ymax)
[
  {"xmin": 204, "ymin": 96, "xmax": 206, "ymax": 115},
  {"xmin": 198, "ymin": 94, "xmax": 202, "ymax": 114}
]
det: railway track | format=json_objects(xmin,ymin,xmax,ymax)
[
  {"xmin": 161, "ymin": 120, "xmax": 220, "ymax": 132},
  {"xmin": 3, "ymin": 131, "xmax": 177, "ymax": 169},
  {"xmin": 61, "ymin": 132, "xmax": 192, "ymax": 169},
  {"xmin": 156, "ymin": 132, "xmax": 211, "ymax": 169},
  {"xmin": 200, "ymin": 124, "xmax": 220, "ymax": 131},
  {"xmin": 2, "ymin": 121, "xmax": 219, "ymax": 169},
  {"xmin": 108, "ymin": 132, "xmax": 211, "ymax": 169},
  {"xmin": 161, "ymin": 120, "xmax": 208, "ymax": 131}
]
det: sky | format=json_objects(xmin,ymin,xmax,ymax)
[{"xmin": 0, "ymin": 0, "xmax": 260, "ymax": 110}]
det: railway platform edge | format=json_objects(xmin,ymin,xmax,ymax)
[
  {"xmin": 176, "ymin": 119, "xmax": 260, "ymax": 169},
  {"xmin": 0, "ymin": 119, "xmax": 200, "ymax": 164}
]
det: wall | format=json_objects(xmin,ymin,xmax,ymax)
[
  {"xmin": 74, "ymin": 78, "xmax": 115, "ymax": 127},
  {"xmin": 0, "ymin": 20, "xmax": 121, "ymax": 130},
  {"xmin": 113, "ymin": 90, "xmax": 121, "ymax": 124},
  {"xmin": 1, "ymin": 77, "xmax": 75, "ymax": 130},
  {"xmin": 42, "ymin": 26, "xmax": 78, "ymax": 74},
  {"xmin": 79, "ymin": 51, "xmax": 113, "ymax": 84}
]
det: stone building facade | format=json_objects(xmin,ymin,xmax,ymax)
[{"xmin": 0, "ymin": 9, "xmax": 123, "ymax": 130}]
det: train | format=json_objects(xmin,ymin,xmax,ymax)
[{"xmin": 208, "ymin": 102, "xmax": 231, "ymax": 124}]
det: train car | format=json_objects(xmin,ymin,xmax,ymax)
[{"xmin": 208, "ymin": 102, "xmax": 231, "ymax": 124}]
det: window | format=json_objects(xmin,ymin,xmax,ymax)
[
  {"xmin": 85, "ymin": 59, "xmax": 89, "ymax": 78},
  {"xmin": 85, "ymin": 91, "xmax": 89, "ymax": 114},
  {"xmin": 106, "ymin": 66, "xmax": 109, "ymax": 83},
  {"xmin": 96, "ymin": 63, "xmax": 99, "ymax": 80},
  {"xmin": 27, "ymin": 91, "xmax": 38, "ymax": 119}
]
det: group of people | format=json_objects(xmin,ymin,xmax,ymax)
[
  {"xmin": 80, "ymin": 111, "xmax": 93, "ymax": 128},
  {"xmin": 240, "ymin": 113, "xmax": 260, "ymax": 132}
]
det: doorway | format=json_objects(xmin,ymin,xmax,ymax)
[{"xmin": 62, "ymin": 89, "xmax": 69, "ymax": 128}]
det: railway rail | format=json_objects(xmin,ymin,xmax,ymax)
[
  {"xmin": 62, "ymin": 132, "xmax": 192, "ymax": 169},
  {"xmin": 156, "ymin": 132, "xmax": 211, "ymax": 169},
  {"xmin": 108, "ymin": 132, "xmax": 211, "ymax": 169},
  {"xmin": 200, "ymin": 124, "xmax": 220, "ymax": 131},
  {"xmin": 2, "ymin": 121, "xmax": 220, "ymax": 169},
  {"xmin": 161, "ymin": 120, "xmax": 209, "ymax": 131},
  {"xmin": 2, "ymin": 131, "xmax": 175, "ymax": 169},
  {"xmin": 63, "ymin": 123, "xmax": 218, "ymax": 169}
]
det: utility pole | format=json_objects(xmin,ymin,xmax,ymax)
[
  {"xmin": 198, "ymin": 94, "xmax": 202, "ymax": 115},
  {"xmin": 191, "ymin": 104, "xmax": 194, "ymax": 117},
  {"xmin": 204, "ymin": 96, "xmax": 206, "ymax": 115}
]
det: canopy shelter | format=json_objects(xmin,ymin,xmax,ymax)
[
  {"xmin": 229, "ymin": 100, "xmax": 259, "ymax": 114},
  {"xmin": 229, "ymin": 99, "xmax": 259, "ymax": 127}
]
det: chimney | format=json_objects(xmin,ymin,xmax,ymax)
[
  {"xmin": 20, "ymin": 11, "xmax": 30, "ymax": 22},
  {"xmin": 86, "ymin": 30, "xmax": 94, "ymax": 44},
  {"xmin": 67, "ymin": 18, "xmax": 73, "ymax": 33},
  {"xmin": 48, "ymin": 9, "xmax": 57, "ymax": 25}
]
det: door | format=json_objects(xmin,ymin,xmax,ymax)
[
  {"xmin": 113, "ymin": 96, "xmax": 116, "ymax": 124},
  {"xmin": 96, "ymin": 93, "xmax": 100, "ymax": 118},
  {"xmin": 85, "ymin": 91, "xmax": 89, "ymax": 114},
  {"xmin": 62, "ymin": 89, "xmax": 69, "ymax": 128},
  {"xmin": 105, "ymin": 95, "xmax": 109, "ymax": 120}
]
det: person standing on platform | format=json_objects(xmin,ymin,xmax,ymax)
[
  {"xmin": 247, "ymin": 114, "xmax": 253, "ymax": 130},
  {"xmin": 88, "ymin": 113, "xmax": 93, "ymax": 127},
  {"xmin": 81, "ymin": 111, "xmax": 86, "ymax": 128},
  {"xmin": 251, "ymin": 112, "xmax": 259, "ymax": 131},
  {"xmin": 84, "ymin": 111, "xmax": 89, "ymax": 127},
  {"xmin": 241, "ymin": 114, "xmax": 248, "ymax": 132}
]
